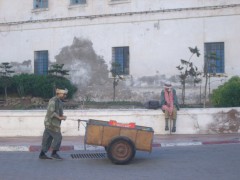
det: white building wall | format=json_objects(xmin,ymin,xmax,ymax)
[{"xmin": 0, "ymin": 0, "xmax": 240, "ymax": 101}]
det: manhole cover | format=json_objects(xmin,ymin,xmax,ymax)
[{"xmin": 71, "ymin": 152, "xmax": 107, "ymax": 159}]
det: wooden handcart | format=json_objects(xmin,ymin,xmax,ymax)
[{"xmin": 79, "ymin": 119, "xmax": 154, "ymax": 165}]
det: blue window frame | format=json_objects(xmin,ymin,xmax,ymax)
[
  {"xmin": 204, "ymin": 42, "xmax": 224, "ymax": 74},
  {"xmin": 34, "ymin": 0, "xmax": 48, "ymax": 9},
  {"xmin": 34, "ymin": 51, "xmax": 48, "ymax": 75},
  {"xmin": 112, "ymin": 47, "xmax": 129, "ymax": 75},
  {"xmin": 70, "ymin": 0, "xmax": 86, "ymax": 5}
]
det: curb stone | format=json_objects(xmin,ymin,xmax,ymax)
[
  {"xmin": 0, "ymin": 146, "xmax": 29, "ymax": 152},
  {"xmin": 0, "ymin": 140, "xmax": 239, "ymax": 152}
]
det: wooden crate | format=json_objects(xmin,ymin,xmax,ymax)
[{"xmin": 85, "ymin": 119, "xmax": 154, "ymax": 152}]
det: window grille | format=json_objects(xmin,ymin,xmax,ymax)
[
  {"xmin": 112, "ymin": 47, "xmax": 129, "ymax": 75},
  {"xmin": 34, "ymin": 0, "xmax": 48, "ymax": 9},
  {"xmin": 204, "ymin": 42, "xmax": 224, "ymax": 74},
  {"xmin": 70, "ymin": 0, "xmax": 86, "ymax": 5},
  {"xmin": 34, "ymin": 51, "xmax": 49, "ymax": 75}
]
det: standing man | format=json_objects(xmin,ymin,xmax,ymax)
[
  {"xmin": 39, "ymin": 88, "xmax": 68, "ymax": 160},
  {"xmin": 160, "ymin": 82, "xmax": 179, "ymax": 132}
]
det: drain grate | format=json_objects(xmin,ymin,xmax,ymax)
[{"xmin": 71, "ymin": 152, "xmax": 107, "ymax": 159}]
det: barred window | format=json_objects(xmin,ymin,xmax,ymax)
[
  {"xmin": 112, "ymin": 47, "xmax": 129, "ymax": 75},
  {"xmin": 70, "ymin": 0, "xmax": 86, "ymax": 5},
  {"xmin": 204, "ymin": 42, "xmax": 224, "ymax": 74},
  {"xmin": 34, "ymin": 0, "xmax": 48, "ymax": 9},
  {"xmin": 34, "ymin": 51, "xmax": 48, "ymax": 75}
]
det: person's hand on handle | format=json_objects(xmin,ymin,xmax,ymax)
[{"xmin": 59, "ymin": 116, "xmax": 67, "ymax": 121}]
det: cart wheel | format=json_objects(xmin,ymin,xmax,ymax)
[{"xmin": 107, "ymin": 136, "xmax": 136, "ymax": 165}]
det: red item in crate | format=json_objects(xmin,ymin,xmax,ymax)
[
  {"xmin": 109, "ymin": 120, "xmax": 117, "ymax": 126},
  {"xmin": 128, "ymin": 122, "xmax": 136, "ymax": 128},
  {"xmin": 109, "ymin": 120, "xmax": 136, "ymax": 128}
]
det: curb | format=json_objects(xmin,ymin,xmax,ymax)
[
  {"xmin": 160, "ymin": 140, "xmax": 240, "ymax": 147},
  {"xmin": 0, "ymin": 141, "xmax": 239, "ymax": 152},
  {"xmin": 202, "ymin": 140, "xmax": 240, "ymax": 145}
]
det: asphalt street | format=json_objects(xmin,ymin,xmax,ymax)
[{"xmin": 0, "ymin": 144, "xmax": 240, "ymax": 180}]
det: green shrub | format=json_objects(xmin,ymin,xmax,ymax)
[
  {"xmin": 211, "ymin": 76, "xmax": 240, "ymax": 107},
  {"xmin": 12, "ymin": 74, "xmax": 36, "ymax": 96},
  {"xmin": 10, "ymin": 74, "xmax": 77, "ymax": 99}
]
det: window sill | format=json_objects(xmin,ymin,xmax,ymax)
[
  {"xmin": 209, "ymin": 73, "xmax": 228, "ymax": 77},
  {"xmin": 31, "ymin": 8, "xmax": 49, "ymax": 13},
  {"xmin": 108, "ymin": 0, "xmax": 131, "ymax": 5},
  {"xmin": 68, "ymin": 3, "xmax": 87, "ymax": 9}
]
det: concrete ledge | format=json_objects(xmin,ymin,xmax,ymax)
[{"xmin": 0, "ymin": 108, "xmax": 240, "ymax": 136}]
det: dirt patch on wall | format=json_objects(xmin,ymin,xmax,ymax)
[
  {"xmin": 208, "ymin": 109, "xmax": 240, "ymax": 133},
  {"xmin": 55, "ymin": 37, "xmax": 132, "ymax": 101},
  {"xmin": 53, "ymin": 37, "xmax": 203, "ymax": 103}
]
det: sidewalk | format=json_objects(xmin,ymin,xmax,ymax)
[{"xmin": 0, "ymin": 133, "xmax": 239, "ymax": 152}]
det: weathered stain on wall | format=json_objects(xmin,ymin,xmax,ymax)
[
  {"xmin": 55, "ymin": 37, "xmax": 132, "ymax": 101},
  {"xmin": 52, "ymin": 37, "xmax": 225, "ymax": 104},
  {"xmin": 11, "ymin": 60, "xmax": 32, "ymax": 74},
  {"xmin": 53, "ymin": 38, "xmax": 206, "ymax": 103},
  {"xmin": 209, "ymin": 109, "xmax": 240, "ymax": 133}
]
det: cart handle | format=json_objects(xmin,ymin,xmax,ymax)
[{"xmin": 77, "ymin": 119, "xmax": 88, "ymax": 131}]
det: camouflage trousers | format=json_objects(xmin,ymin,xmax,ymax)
[
  {"xmin": 41, "ymin": 128, "xmax": 62, "ymax": 153},
  {"xmin": 164, "ymin": 106, "xmax": 177, "ymax": 120}
]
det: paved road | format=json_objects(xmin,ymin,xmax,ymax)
[{"xmin": 0, "ymin": 144, "xmax": 240, "ymax": 180}]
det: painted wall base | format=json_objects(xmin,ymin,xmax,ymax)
[{"xmin": 0, "ymin": 108, "xmax": 239, "ymax": 137}]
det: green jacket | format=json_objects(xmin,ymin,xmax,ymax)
[
  {"xmin": 44, "ymin": 96, "xmax": 64, "ymax": 132},
  {"xmin": 160, "ymin": 88, "xmax": 180, "ymax": 110}
]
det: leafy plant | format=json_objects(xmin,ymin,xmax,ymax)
[
  {"xmin": 203, "ymin": 52, "xmax": 219, "ymax": 107},
  {"xmin": 11, "ymin": 74, "xmax": 77, "ymax": 99},
  {"xmin": 0, "ymin": 62, "xmax": 15, "ymax": 100},
  {"xmin": 211, "ymin": 76, "xmax": 240, "ymax": 107},
  {"xmin": 48, "ymin": 63, "xmax": 71, "ymax": 96},
  {"xmin": 48, "ymin": 64, "xmax": 69, "ymax": 77},
  {"xmin": 110, "ymin": 62, "xmax": 124, "ymax": 101},
  {"xmin": 176, "ymin": 47, "xmax": 201, "ymax": 105}
]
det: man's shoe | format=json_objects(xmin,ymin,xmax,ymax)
[
  {"xmin": 39, "ymin": 154, "xmax": 52, "ymax": 160},
  {"xmin": 51, "ymin": 153, "xmax": 63, "ymax": 160},
  {"xmin": 165, "ymin": 126, "xmax": 169, "ymax": 131},
  {"xmin": 172, "ymin": 127, "xmax": 176, "ymax": 132}
]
